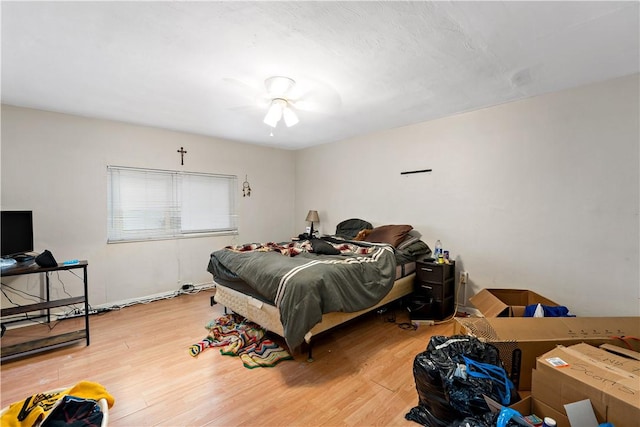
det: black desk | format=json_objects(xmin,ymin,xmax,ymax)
[{"xmin": 1, "ymin": 261, "xmax": 89, "ymax": 361}]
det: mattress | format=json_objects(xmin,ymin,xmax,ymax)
[{"xmin": 213, "ymin": 261, "xmax": 416, "ymax": 346}]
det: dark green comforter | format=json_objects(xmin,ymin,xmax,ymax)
[{"xmin": 207, "ymin": 240, "xmax": 397, "ymax": 349}]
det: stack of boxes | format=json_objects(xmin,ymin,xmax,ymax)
[
  {"xmin": 531, "ymin": 343, "xmax": 639, "ymax": 427},
  {"xmin": 454, "ymin": 287, "xmax": 640, "ymax": 426}
]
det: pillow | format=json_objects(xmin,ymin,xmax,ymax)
[
  {"xmin": 397, "ymin": 234, "xmax": 420, "ymax": 251},
  {"xmin": 335, "ymin": 218, "xmax": 373, "ymax": 239},
  {"xmin": 363, "ymin": 224, "xmax": 413, "ymax": 247},
  {"xmin": 407, "ymin": 229, "xmax": 422, "ymax": 239},
  {"xmin": 400, "ymin": 239, "xmax": 432, "ymax": 256},
  {"xmin": 310, "ymin": 238, "xmax": 340, "ymax": 255}
]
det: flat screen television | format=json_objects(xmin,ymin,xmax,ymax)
[{"xmin": 1, "ymin": 210, "xmax": 34, "ymax": 258}]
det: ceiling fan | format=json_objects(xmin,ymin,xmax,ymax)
[
  {"xmin": 262, "ymin": 76, "xmax": 299, "ymax": 128},
  {"xmin": 223, "ymin": 75, "xmax": 342, "ymax": 132}
]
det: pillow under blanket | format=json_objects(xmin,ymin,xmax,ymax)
[
  {"xmin": 309, "ymin": 238, "xmax": 341, "ymax": 255},
  {"xmin": 398, "ymin": 236, "xmax": 432, "ymax": 256},
  {"xmin": 335, "ymin": 218, "xmax": 373, "ymax": 239}
]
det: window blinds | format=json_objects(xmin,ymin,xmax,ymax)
[{"xmin": 107, "ymin": 166, "xmax": 237, "ymax": 242}]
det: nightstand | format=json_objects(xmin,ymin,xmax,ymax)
[{"xmin": 410, "ymin": 259, "xmax": 455, "ymax": 321}]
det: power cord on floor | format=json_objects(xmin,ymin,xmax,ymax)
[
  {"xmin": 377, "ymin": 306, "xmax": 418, "ymax": 331},
  {"xmin": 103, "ymin": 284, "xmax": 215, "ymax": 313}
]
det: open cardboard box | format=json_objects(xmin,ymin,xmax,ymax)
[
  {"xmin": 483, "ymin": 393, "xmax": 569, "ymax": 427},
  {"xmin": 469, "ymin": 288, "xmax": 560, "ymax": 317},
  {"xmin": 454, "ymin": 316, "xmax": 640, "ymax": 390},
  {"xmin": 509, "ymin": 395, "xmax": 570, "ymax": 427},
  {"xmin": 532, "ymin": 344, "xmax": 640, "ymax": 427}
]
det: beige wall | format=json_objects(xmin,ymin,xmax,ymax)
[
  {"xmin": 1, "ymin": 106, "xmax": 296, "ymax": 307},
  {"xmin": 3, "ymin": 74, "xmax": 639, "ymax": 316},
  {"xmin": 295, "ymin": 74, "xmax": 640, "ymax": 316}
]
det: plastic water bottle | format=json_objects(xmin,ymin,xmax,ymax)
[{"xmin": 434, "ymin": 240, "xmax": 442, "ymax": 261}]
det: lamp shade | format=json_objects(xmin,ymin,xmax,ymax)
[
  {"xmin": 264, "ymin": 99, "xmax": 285, "ymax": 127},
  {"xmin": 282, "ymin": 106, "xmax": 299, "ymax": 127},
  {"xmin": 305, "ymin": 210, "xmax": 319, "ymax": 223},
  {"xmin": 264, "ymin": 98, "xmax": 299, "ymax": 129}
]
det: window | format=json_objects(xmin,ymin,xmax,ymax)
[{"xmin": 107, "ymin": 166, "xmax": 237, "ymax": 243}]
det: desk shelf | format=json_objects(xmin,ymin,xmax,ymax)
[
  {"xmin": 1, "ymin": 261, "xmax": 89, "ymax": 362},
  {"xmin": 1, "ymin": 296, "xmax": 85, "ymax": 317}
]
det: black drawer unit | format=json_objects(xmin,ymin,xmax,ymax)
[{"xmin": 409, "ymin": 260, "xmax": 455, "ymax": 321}]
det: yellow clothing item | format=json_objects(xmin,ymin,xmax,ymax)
[{"xmin": 1, "ymin": 380, "xmax": 114, "ymax": 427}]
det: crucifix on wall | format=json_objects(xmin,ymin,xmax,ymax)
[{"xmin": 177, "ymin": 146, "xmax": 187, "ymax": 165}]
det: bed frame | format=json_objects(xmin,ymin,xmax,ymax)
[{"xmin": 213, "ymin": 272, "xmax": 415, "ymax": 360}]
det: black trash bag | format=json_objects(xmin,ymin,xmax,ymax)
[
  {"xmin": 406, "ymin": 335, "xmax": 519, "ymax": 426},
  {"xmin": 412, "ymin": 351, "xmax": 457, "ymax": 422},
  {"xmin": 412, "ymin": 350, "xmax": 444, "ymax": 400},
  {"xmin": 447, "ymin": 410, "xmax": 525, "ymax": 427},
  {"xmin": 405, "ymin": 404, "xmax": 451, "ymax": 427},
  {"xmin": 447, "ymin": 411, "xmax": 497, "ymax": 427},
  {"xmin": 427, "ymin": 335, "xmax": 517, "ymax": 415}
]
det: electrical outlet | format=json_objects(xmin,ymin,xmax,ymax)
[{"xmin": 459, "ymin": 271, "xmax": 468, "ymax": 285}]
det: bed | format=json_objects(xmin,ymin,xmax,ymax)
[{"xmin": 207, "ymin": 219, "xmax": 432, "ymax": 357}]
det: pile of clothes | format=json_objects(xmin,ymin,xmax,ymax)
[{"xmin": 1, "ymin": 380, "xmax": 114, "ymax": 427}]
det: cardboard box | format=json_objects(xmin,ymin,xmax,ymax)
[
  {"xmin": 569, "ymin": 342, "xmax": 640, "ymax": 376},
  {"xmin": 469, "ymin": 288, "xmax": 560, "ymax": 317},
  {"xmin": 454, "ymin": 316, "xmax": 640, "ymax": 390},
  {"xmin": 532, "ymin": 345, "xmax": 640, "ymax": 427},
  {"xmin": 600, "ymin": 342, "xmax": 640, "ymax": 358},
  {"xmin": 510, "ymin": 395, "xmax": 570, "ymax": 427}
]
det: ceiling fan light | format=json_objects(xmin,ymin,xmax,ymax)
[
  {"xmin": 264, "ymin": 99, "xmax": 285, "ymax": 127},
  {"xmin": 265, "ymin": 76, "xmax": 295, "ymax": 97},
  {"xmin": 283, "ymin": 106, "xmax": 299, "ymax": 127}
]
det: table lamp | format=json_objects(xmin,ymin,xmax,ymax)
[{"xmin": 305, "ymin": 210, "xmax": 320, "ymax": 236}]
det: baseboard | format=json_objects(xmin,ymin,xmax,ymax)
[
  {"xmin": 52, "ymin": 281, "xmax": 217, "ymax": 319},
  {"xmin": 94, "ymin": 281, "xmax": 216, "ymax": 311}
]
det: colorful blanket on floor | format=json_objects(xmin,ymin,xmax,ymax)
[{"xmin": 189, "ymin": 313, "xmax": 292, "ymax": 368}]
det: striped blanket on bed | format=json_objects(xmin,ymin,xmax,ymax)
[
  {"xmin": 224, "ymin": 240, "xmax": 375, "ymax": 257},
  {"xmin": 207, "ymin": 238, "xmax": 397, "ymax": 350}
]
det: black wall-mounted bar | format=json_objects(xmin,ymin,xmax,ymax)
[{"xmin": 400, "ymin": 169, "xmax": 432, "ymax": 175}]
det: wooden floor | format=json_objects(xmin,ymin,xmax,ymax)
[{"xmin": 1, "ymin": 289, "xmax": 455, "ymax": 426}]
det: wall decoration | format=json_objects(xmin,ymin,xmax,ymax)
[
  {"xmin": 177, "ymin": 146, "xmax": 187, "ymax": 165},
  {"xmin": 242, "ymin": 175, "xmax": 251, "ymax": 197},
  {"xmin": 400, "ymin": 168, "xmax": 432, "ymax": 175}
]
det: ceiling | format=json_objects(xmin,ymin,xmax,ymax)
[{"xmin": 2, "ymin": 1, "xmax": 639, "ymax": 150}]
